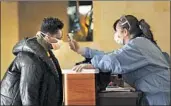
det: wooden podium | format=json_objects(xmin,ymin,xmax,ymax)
[{"xmin": 62, "ymin": 69, "xmax": 99, "ymax": 106}]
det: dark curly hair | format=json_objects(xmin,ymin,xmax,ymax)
[{"xmin": 40, "ymin": 17, "xmax": 64, "ymax": 35}]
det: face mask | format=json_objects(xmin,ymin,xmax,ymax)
[
  {"xmin": 114, "ymin": 34, "xmax": 124, "ymax": 45},
  {"xmin": 51, "ymin": 40, "xmax": 63, "ymax": 50},
  {"xmin": 38, "ymin": 31, "xmax": 63, "ymax": 50}
]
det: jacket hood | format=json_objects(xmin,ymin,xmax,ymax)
[
  {"xmin": 12, "ymin": 37, "xmax": 48, "ymax": 59},
  {"xmin": 12, "ymin": 37, "xmax": 61, "ymax": 82}
]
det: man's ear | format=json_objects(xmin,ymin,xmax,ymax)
[
  {"xmin": 44, "ymin": 35, "xmax": 50, "ymax": 42},
  {"xmin": 46, "ymin": 32, "xmax": 51, "ymax": 36}
]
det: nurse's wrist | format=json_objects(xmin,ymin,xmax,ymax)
[{"xmin": 77, "ymin": 47, "xmax": 85, "ymax": 55}]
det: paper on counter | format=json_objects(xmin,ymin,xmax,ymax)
[
  {"xmin": 62, "ymin": 69, "xmax": 99, "ymax": 74},
  {"xmin": 105, "ymin": 87, "xmax": 131, "ymax": 92}
]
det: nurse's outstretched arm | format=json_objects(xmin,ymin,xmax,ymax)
[
  {"xmin": 69, "ymin": 39, "xmax": 105, "ymax": 58},
  {"xmin": 91, "ymin": 42, "xmax": 148, "ymax": 74}
]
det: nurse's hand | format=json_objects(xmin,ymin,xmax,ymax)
[
  {"xmin": 72, "ymin": 64, "xmax": 95, "ymax": 72},
  {"xmin": 68, "ymin": 39, "xmax": 80, "ymax": 53}
]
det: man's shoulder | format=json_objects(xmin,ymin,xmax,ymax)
[{"xmin": 16, "ymin": 52, "xmax": 42, "ymax": 66}]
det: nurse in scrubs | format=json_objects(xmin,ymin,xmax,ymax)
[{"xmin": 68, "ymin": 15, "xmax": 170, "ymax": 106}]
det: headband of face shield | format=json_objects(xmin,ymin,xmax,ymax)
[
  {"xmin": 37, "ymin": 31, "xmax": 63, "ymax": 50},
  {"xmin": 119, "ymin": 15, "xmax": 131, "ymax": 31}
]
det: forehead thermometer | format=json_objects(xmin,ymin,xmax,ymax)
[{"xmin": 68, "ymin": 33, "xmax": 74, "ymax": 41}]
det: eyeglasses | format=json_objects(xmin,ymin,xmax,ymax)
[
  {"xmin": 41, "ymin": 31, "xmax": 63, "ymax": 40},
  {"xmin": 56, "ymin": 30, "xmax": 63, "ymax": 40},
  {"xmin": 119, "ymin": 15, "xmax": 131, "ymax": 30}
]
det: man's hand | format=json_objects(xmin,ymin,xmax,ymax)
[{"xmin": 72, "ymin": 64, "xmax": 95, "ymax": 72}]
